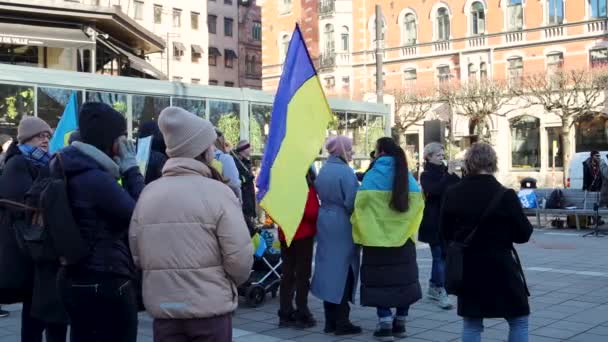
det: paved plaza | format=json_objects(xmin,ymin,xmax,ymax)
[{"xmin": 2, "ymin": 227, "xmax": 608, "ymax": 341}]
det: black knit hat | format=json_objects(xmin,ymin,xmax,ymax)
[{"xmin": 79, "ymin": 102, "xmax": 127, "ymax": 155}]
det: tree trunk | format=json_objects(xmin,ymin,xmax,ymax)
[{"xmin": 562, "ymin": 122, "xmax": 571, "ymax": 188}]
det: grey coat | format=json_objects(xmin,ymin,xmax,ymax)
[{"xmin": 311, "ymin": 156, "xmax": 361, "ymax": 304}]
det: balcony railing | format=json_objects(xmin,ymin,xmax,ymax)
[
  {"xmin": 544, "ymin": 25, "xmax": 565, "ymax": 38},
  {"xmin": 505, "ymin": 31, "xmax": 524, "ymax": 43},
  {"xmin": 433, "ymin": 40, "xmax": 451, "ymax": 52},
  {"xmin": 401, "ymin": 46, "xmax": 417, "ymax": 57},
  {"xmin": 319, "ymin": 0, "xmax": 335, "ymax": 16},
  {"xmin": 467, "ymin": 35, "xmax": 486, "ymax": 48},
  {"xmin": 336, "ymin": 52, "xmax": 350, "ymax": 64},
  {"xmin": 319, "ymin": 53, "xmax": 336, "ymax": 69},
  {"xmin": 588, "ymin": 19, "xmax": 608, "ymax": 33}
]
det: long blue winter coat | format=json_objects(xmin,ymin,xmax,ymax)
[{"xmin": 310, "ymin": 156, "xmax": 360, "ymax": 304}]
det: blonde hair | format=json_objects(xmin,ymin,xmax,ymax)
[
  {"xmin": 423, "ymin": 142, "xmax": 444, "ymax": 161},
  {"xmin": 464, "ymin": 142, "xmax": 498, "ymax": 175}
]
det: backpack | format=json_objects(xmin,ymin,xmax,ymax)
[
  {"xmin": 3, "ymin": 153, "xmax": 89, "ymax": 265},
  {"xmin": 545, "ymin": 189, "xmax": 564, "ymax": 209}
]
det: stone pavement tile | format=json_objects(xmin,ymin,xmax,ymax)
[
  {"xmin": 561, "ymin": 300, "xmax": 602, "ymax": 309},
  {"xmin": 233, "ymin": 316, "xmax": 256, "ymax": 325},
  {"xmin": 260, "ymin": 327, "xmax": 312, "ymax": 339},
  {"xmin": 543, "ymin": 320, "xmax": 596, "ymax": 333},
  {"xmin": 291, "ymin": 332, "xmax": 345, "ymax": 341},
  {"xmin": 237, "ymin": 311, "xmax": 278, "ymax": 322},
  {"xmin": 482, "ymin": 328, "xmax": 511, "ymax": 340},
  {"xmin": 425, "ymin": 312, "xmax": 460, "ymax": 323},
  {"xmin": 0, "ymin": 336, "xmax": 17, "ymax": 342},
  {"xmin": 568, "ymin": 333, "xmax": 608, "ymax": 342},
  {"xmin": 237, "ymin": 321, "xmax": 278, "ymax": 333},
  {"xmin": 233, "ymin": 334, "xmax": 282, "ymax": 342},
  {"xmin": 434, "ymin": 322, "xmax": 461, "ymax": 334},
  {"xmin": 544, "ymin": 304, "xmax": 589, "ymax": 315},
  {"xmin": 137, "ymin": 334, "xmax": 153, "ymax": 342},
  {"xmin": 533, "ymin": 309, "xmax": 574, "ymax": 320},
  {"xmin": 584, "ymin": 326, "xmax": 608, "ymax": 336},
  {"xmin": 563, "ymin": 307, "xmax": 608, "ymax": 325},
  {"xmin": 531, "ymin": 326, "xmax": 581, "ymax": 340},
  {"xmin": 533, "ymin": 296, "xmax": 569, "ymax": 305},
  {"xmin": 410, "ymin": 329, "xmax": 459, "ymax": 342},
  {"xmin": 527, "ymin": 334, "xmax": 560, "ymax": 342},
  {"xmin": 407, "ymin": 318, "xmax": 450, "ymax": 330},
  {"xmin": 234, "ymin": 328, "xmax": 254, "ymax": 338}
]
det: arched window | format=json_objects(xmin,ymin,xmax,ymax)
[
  {"xmin": 324, "ymin": 24, "xmax": 335, "ymax": 54},
  {"xmin": 436, "ymin": 8, "xmax": 450, "ymax": 41},
  {"xmin": 480, "ymin": 62, "xmax": 488, "ymax": 79},
  {"xmin": 280, "ymin": 34, "xmax": 290, "ymax": 62},
  {"xmin": 403, "ymin": 13, "xmax": 417, "ymax": 45},
  {"xmin": 471, "ymin": 2, "xmax": 486, "ymax": 35},
  {"xmin": 589, "ymin": 0, "xmax": 608, "ymax": 18},
  {"xmin": 468, "ymin": 63, "xmax": 478, "ymax": 80},
  {"xmin": 511, "ymin": 115, "xmax": 540, "ymax": 169},
  {"xmin": 508, "ymin": 0, "xmax": 524, "ymax": 31},
  {"xmin": 341, "ymin": 26, "xmax": 349, "ymax": 51},
  {"xmin": 548, "ymin": 0, "xmax": 564, "ymax": 24},
  {"xmin": 245, "ymin": 55, "xmax": 251, "ymax": 74}
]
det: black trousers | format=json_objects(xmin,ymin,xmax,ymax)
[
  {"xmin": 21, "ymin": 297, "xmax": 67, "ymax": 342},
  {"xmin": 323, "ymin": 269, "xmax": 354, "ymax": 329},
  {"xmin": 279, "ymin": 237, "xmax": 314, "ymax": 316},
  {"xmin": 153, "ymin": 313, "xmax": 232, "ymax": 342},
  {"xmin": 57, "ymin": 268, "xmax": 138, "ymax": 342}
]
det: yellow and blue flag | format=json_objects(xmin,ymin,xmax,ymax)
[
  {"xmin": 50, "ymin": 92, "xmax": 78, "ymax": 153},
  {"xmin": 351, "ymin": 156, "xmax": 425, "ymax": 247},
  {"xmin": 256, "ymin": 24, "xmax": 332, "ymax": 246}
]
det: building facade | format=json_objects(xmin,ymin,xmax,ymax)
[
  {"xmin": 261, "ymin": 0, "xmax": 608, "ymax": 186},
  {"xmin": 207, "ymin": 0, "xmax": 240, "ymax": 87},
  {"xmin": 238, "ymin": 0, "xmax": 263, "ymax": 89}
]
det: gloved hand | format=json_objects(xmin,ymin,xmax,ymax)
[{"xmin": 114, "ymin": 137, "xmax": 138, "ymax": 174}]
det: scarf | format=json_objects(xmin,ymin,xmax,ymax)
[
  {"xmin": 18, "ymin": 144, "xmax": 51, "ymax": 167},
  {"xmin": 72, "ymin": 141, "xmax": 121, "ymax": 179}
]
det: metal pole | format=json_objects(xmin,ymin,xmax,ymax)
[
  {"xmin": 375, "ymin": 4, "xmax": 383, "ymax": 104},
  {"xmin": 166, "ymin": 32, "xmax": 170, "ymax": 79}
]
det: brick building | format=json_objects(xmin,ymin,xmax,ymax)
[{"xmin": 239, "ymin": 0, "xmax": 263, "ymax": 89}]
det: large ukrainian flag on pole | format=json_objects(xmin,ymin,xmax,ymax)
[
  {"xmin": 257, "ymin": 24, "xmax": 332, "ymax": 247},
  {"xmin": 50, "ymin": 92, "xmax": 78, "ymax": 153}
]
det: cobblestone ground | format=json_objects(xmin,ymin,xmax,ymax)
[{"xmin": 2, "ymin": 227, "xmax": 608, "ymax": 341}]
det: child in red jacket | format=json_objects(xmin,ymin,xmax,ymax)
[{"xmin": 277, "ymin": 168, "xmax": 319, "ymax": 328}]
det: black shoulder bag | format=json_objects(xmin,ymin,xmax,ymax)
[{"xmin": 445, "ymin": 187, "xmax": 508, "ymax": 296}]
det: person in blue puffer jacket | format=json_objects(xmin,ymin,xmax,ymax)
[{"xmin": 53, "ymin": 102, "xmax": 144, "ymax": 342}]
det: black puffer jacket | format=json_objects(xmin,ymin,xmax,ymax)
[
  {"xmin": 419, "ymin": 163, "xmax": 459, "ymax": 246},
  {"xmin": 234, "ymin": 155, "xmax": 256, "ymax": 218}
]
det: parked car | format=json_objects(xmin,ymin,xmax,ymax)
[{"xmin": 567, "ymin": 151, "xmax": 608, "ymax": 189}]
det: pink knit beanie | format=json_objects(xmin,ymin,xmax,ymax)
[{"xmin": 326, "ymin": 135, "xmax": 353, "ymax": 158}]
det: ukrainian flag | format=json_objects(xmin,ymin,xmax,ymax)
[
  {"xmin": 50, "ymin": 92, "xmax": 78, "ymax": 153},
  {"xmin": 351, "ymin": 156, "xmax": 425, "ymax": 247},
  {"xmin": 256, "ymin": 24, "xmax": 332, "ymax": 246}
]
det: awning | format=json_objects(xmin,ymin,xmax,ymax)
[
  {"xmin": 224, "ymin": 49, "xmax": 238, "ymax": 59},
  {"xmin": 191, "ymin": 44, "xmax": 204, "ymax": 55},
  {"xmin": 0, "ymin": 22, "xmax": 94, "ymax": 49},
  {"xmin": 173, "ymin": 42, "xmax": 186, "ymax": 53},
  {"xmin": 97, "ymin": 38, "xmax": 166, "ymax": 80},
  {"xmin": 209, "ymin": 47, "xmax": 221, "ymax": 56}
]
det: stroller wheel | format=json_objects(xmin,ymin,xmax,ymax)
[{"xmin": 245, "ymin": 285, "xmax": 266, "ymax": 308}]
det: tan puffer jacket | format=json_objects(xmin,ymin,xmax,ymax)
[{"xmin": 129, "ymin": 157, "xmax": 253, "ymax": 319}]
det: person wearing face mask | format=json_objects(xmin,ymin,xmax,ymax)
[
  {"xmin": 418, "ymin": 142, "xmax": 460, "ymax": 310},
  {"xmin": 0, "ymin": 116, "xmax": 69, "ymax": 342},
  {"xmin": 310, "ymin": 135, "xmax": 362, "ymax": 336},
  {"xmin": 53, "ymin": 102, "xmax": 145, "ymax": 342}
]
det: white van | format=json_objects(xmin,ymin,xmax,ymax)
[{"xmin": 567, "ymin": 151, "xmax": 608, "ymax": 189}]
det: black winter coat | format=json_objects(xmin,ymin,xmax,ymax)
[
  {"xmin": 440, "ymin": 175, "xmax": 533, "ymax": 319},
  {"xmin": 234, "ymin": 155, "xmax": 256, "ymax": 218},
  {"xmin": 144, "ymin": 150, "xmax": 167, "ymax": 184},
  {"xmin": 583, "ymin": 158, "xmax": 602, "ymax": 191},
  {"xmin": 419, "ymin": 163, "xmax": 459, "ymax": 246},
  {"xmin": 360, "ymin": 240, "xmax": 422, "ymax": 308}
]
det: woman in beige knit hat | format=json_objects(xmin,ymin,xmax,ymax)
[{"xmin": 129, "ymin": 107, "xmax": 253, "ymax": 342}]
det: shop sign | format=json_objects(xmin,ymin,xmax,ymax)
[{"xmin": 0, "ymin": 35, "xmax": 44, "ymax": 46}]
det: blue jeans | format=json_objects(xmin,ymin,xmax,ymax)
[
  {"xmin": 463, "ymin": 316, "xmax": 529, "ymax": 342},
  {"xmin": 376, "ymin": 307, "xmax": 409, "ymax": 323},
  {"xmin": 430, "ymin": 244, "xmax": 445, "ymax": 288}
]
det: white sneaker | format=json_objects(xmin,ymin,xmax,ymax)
[
  {"xmin": 427, "ymin": 286, "xmax": 441, "ymax": 301},
  {"xmin": 437, "ymin": 288, "xmax": 453, "ymax": 310}
]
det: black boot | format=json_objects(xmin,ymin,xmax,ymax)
[
  {"xmin": 278, "ymin": 310, "xmax": 296, "ymax": 328},
  {"xmin": 323, "ymin": 302, "xmax": 336, "ymax": 333},
  {"xmin": 335, "ymin": 322, "xmax": 362, "ymax": 336},
  {"xmin": 294, "ymin": 310, "xmax": 317, "ymax": 329}
]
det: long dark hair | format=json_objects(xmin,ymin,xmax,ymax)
[{"xmin": 376, "ymin": 137, "xmax": 409, "ymax": 212}]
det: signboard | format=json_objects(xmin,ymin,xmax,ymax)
[{"xmin": 0, "ymin": 35, "xmax": 43, "ymax": 46}]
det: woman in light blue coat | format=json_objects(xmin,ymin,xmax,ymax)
[{"xmin": 311, "ymin": 135, "xmax": 361, "ymax": 336}]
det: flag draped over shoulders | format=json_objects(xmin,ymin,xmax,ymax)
[
  {"xmin": 351, "ymin": 156, "xmax": 425, "ymax": 247},
  {"xmin": 256, "ymin": 24, "xmax": 332, "ymax": 247}
]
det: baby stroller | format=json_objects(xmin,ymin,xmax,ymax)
[{"xmin": 238, "ymin": 229, "xmax": 282, "ymax": 307}]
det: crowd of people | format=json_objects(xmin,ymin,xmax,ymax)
[{"xmin": 0, "ymin": 103, "xmax": 533, "ymax": 342}]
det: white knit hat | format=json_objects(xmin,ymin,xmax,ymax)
[{"xmin": 158, "ymin": 107, "xmax": 217, "ymax": 158}]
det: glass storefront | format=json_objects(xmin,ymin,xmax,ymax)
[
  {"xmin": 132, "ymin": 95, "xmax": 170, "ymax": 135},
  {"xmin": 210, "ymin": 101, "xmax": 240, "ymax": 147},
  {"xmin": 37, "ymin": 87, "xmax": 82, "ymax": 129},
  {"xmin": 0, "ymin": 83, "xmax": 34, "ymax": 136},
  {"xmin": 511, "ymin": 115, "xmax": 540, "ymax": 169},
  {"xmin": 576, "ymin": 114, "xmax": 608, "ymax": 152},
  {"xmin": 250, "ymin": 103, "xmax": 271, "ymax": 154}
]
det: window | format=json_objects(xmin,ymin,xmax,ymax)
[
  {"xmin": 468, "ymin": 63, "xmax": 478, "ymax": 80},
  {"xmin": 508, "ymin": 0, "xmax": 523, "ymax": 31},
  {"xmin": 173, "ymin": 76, "xmax": 183, "ymax": 82},
  {"xmin": 225, "ymin": 81, "xmax": 235, "ymax": 87},
  {"xmin": 154, "ymin": 4, "xmax": 162, "ymax": 24},
  {"xmin": 589, "ymin": 0, "xmax": 608, "ymax": 18},
  {"xmin": 341, "ymin": 26, "xmax": 349, "ymax": 51},
  {"xmin": 324, "ymin": 76, "xmax": 335, "ymax": 89},
  {"xmin": 342, "ymin": 76, "xmax": 350, "ymax": 87},
  {"xmin": 224, "ymin": 18, "xmax": 234, "ymax": 37},
  {"xmin": 191, "ymin": 12, "xmax": 200, "ymax": 30},
  {"xmin": 437, "ymin": 8, "xmax": 450, "ymax": 41},
  {"xmin": 134, "ymin": 1, "xmax": 144, "ymax": 20},
  {"xmin": 403, "ymin": 13, "xmax": 417, "ymax": 45},
  {"xmin": 480, "ymin": 62, "xmax": 488, "ymax": 79},
  {"xmin": 471, "ymin": 2, "xmax": 485, "ymax": 35},
  {"xmin": 173, "ymin": 42, "xmax": 185, "ymax": 59},
  {"xmin": 173, "ymin": 8, "xmax": 182, "ymax": 28},
  {"xmin": 253, "ymin": 22, "xmax": 262, "ymax": 41},
  {"xmin": 508, "ymin": 57, "xmax": 523, "ymax": 87},
  {"xmin": 280, "ymin": 34, "xmax": 290, "ymax": 62},
  {"xmin": 191, "ymin": 45, "xmax": 203, "ymax": 62},
  {"xmin": 548, "ymin": 0, "xmax": 564, "ymax": 24},
  {"xmin": 437, "ymin": 65, "xmax": 451, "ymax": 82},
  {"xmin": 324, "ymin": 24, "xmax": 335, "ymax": 54},
  {"xmin": 590, "ymin": 48, "xmax": 608, "ymax": 68},
  {"xmin": 404, "ymin": 69, "xmax": 417, "ymax": 85},
  {"xmin": 191, "ymin": 78, "xmax": 200, "ymax": 84},
  {"xmin": 547, "ymin": 52, "xmax": 564, "ymax": 74},
  {"xmin": 280, "ymin": 0, "xmax": 293, "ymax": 15},
  {"xmin": 209, "ymin": 80, "xmax": 218, "ymax": 85},
  {"xmin": 225, "ymin": 0, "xmax": 233, "ymax": 4},
  {"xmin": 547, "ymin": 127, "xmax": 564, "ymax": 168},
  {"xmin": 208, "ymin": 15, "xmax": 217, "ymax": 34},
  {"xmin": 209, "ymin": 55, "xmax": 217, "ymax": 66},
  {"xmin": 511, "ymin": 116, "xmax": 540, "ymax": 169},
  {"xmin": 225, "ymin": 49, "xmax": 236, "ymax": 68}
]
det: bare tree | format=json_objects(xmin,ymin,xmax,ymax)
[
  {"xmin": 390, "ymin": 88, "xmax": 435, "ymax": 143},
  {"xmin": 518, "ymin": 68, "xmax": 608, "ymax": 181},
  {"xmin": 438, "ymin": 79, "xmax": 517, "ymax": 143}
]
